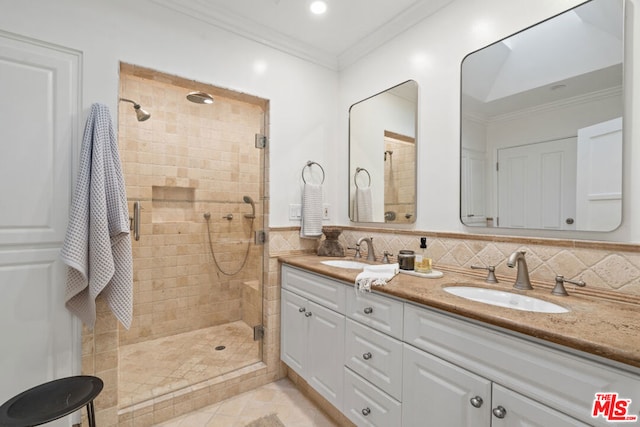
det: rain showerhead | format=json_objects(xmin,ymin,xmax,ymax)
[
  {"xmin": 119, "ymin": 98, "xmax": 151, "ymax": 122},
  {"xmin": 243, "ymin": 195, "xmax": 256, "ymax": 219},
  {"xmin": 186, "ymin": 91, "xmax": 214, "ymax": 104}
]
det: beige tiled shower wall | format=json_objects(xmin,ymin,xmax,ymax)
[
  {"xmin": 118, "ymin": 64, "xmax": 266, "ymax": 345},
  {"xmin": 269, "ymin": 227, "xmax": 640, "ymax": 295},
  {"xmin": 384, "ymin": 137, "xmax": 415, "ymax": 224}
]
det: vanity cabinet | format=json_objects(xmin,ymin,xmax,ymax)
[
  {"xmin": 342, "ymin": 289, "xmax": 405, "ymax": 426},
  {"xmin": 281, "ymin": 266, "xmax": 346, "ymax": 410},
  {"xmin": 404, "ymin": 303, "xmax": 637, "ymax": 427},
  {"xmin": 402, "ymin": 343, "xmax": 589, "ymax": 426},
  {"xmin": 280, "ymin": 264, "xmax": 640, "ymax": 427}
]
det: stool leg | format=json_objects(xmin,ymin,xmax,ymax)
[{"xmin": 86, "ymin": 400, "xmax": 96, "ymax": 427}]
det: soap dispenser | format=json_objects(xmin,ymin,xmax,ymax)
[{"xmin": 415, "ymin": 237, "xmax": 432, "ymax": 274}]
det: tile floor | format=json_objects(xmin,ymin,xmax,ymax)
[
  {"xmin": 119, "ymin": 321, "xmax": 261, "ymax": 407},
  {"xmin": 155, "ymin": 379, "xmax": 339, "ymax": 427}
]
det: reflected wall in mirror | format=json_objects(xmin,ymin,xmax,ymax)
[
  {"xmin": 350, "ymin": 80, "xmax": 418, "ymax": 223},
  {"xmin": 460, "ymin": 0, "xmax": 623, "ymax": 232}
]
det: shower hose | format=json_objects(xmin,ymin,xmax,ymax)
[{"xmin": 204, "ymin": 215, "xmax": 254, "ymax": 276}]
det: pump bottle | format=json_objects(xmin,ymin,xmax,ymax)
[{"xmin": 415, "ymin": 237, "xmax": 432, "ymax": 273}]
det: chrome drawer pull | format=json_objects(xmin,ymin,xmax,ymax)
[
  {"xmin": 470, "ymin": 396, "xmax": 483, "ymax": 408},
  {"xmin": 362, "ymin": 352, "xmax": 372, "ymax": 360},
  {"xmin": 362, "ymin": 407, "xmax": 371, "ymax": 416},
  {"xmin": 304, "ymin": 312, "xmax": 312, "ymax": 317},
  {"xmin": 364, "ymin": 307, "xmax": 373, "ymax": 314},
  {"xmin": 298, "ymin": 307, "xmax": 306, "ymax": 313},
  {"xmin": 492, "ymin": 406, "xmax": 507, "ymax": 419}
]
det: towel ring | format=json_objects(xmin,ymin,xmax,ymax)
[
  {"xmin": 354, "ymin": 167, "xmax": 371, "ymax": 189},
  {"xmin": 302, "ymin": 161, "xmax": 325, "ymax": 184}
]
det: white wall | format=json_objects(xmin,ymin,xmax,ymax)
[
  {"xmin": 2, "ymin": 0, "xmax": 639, "ymax": 241},
  {"xmin": 339, "ymin": 0, "xmax": 640, "ymax": 242},
  {"xmin": 0, "ymin": 0, "xmax": 339, "ymax": 228}
]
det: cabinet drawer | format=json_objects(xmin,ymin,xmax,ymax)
[
  {"xmin": 347, "ymin": 289, "xmax": 403, "ymax": 339},
  {"xmin": 343, "ymin": 367, "xmax": 401, "ymax": 427},
  {"xmin": 404, "ymin": 303, "xmax": 640, "ymax": 426},
  {"xmin": 345, "ymin": 319, "xmax": 403, "ymax": 400},
  {"xmin": 282, "ymin": 265, "xmax": 346, "ymax": 313}
]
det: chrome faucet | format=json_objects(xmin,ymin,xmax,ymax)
[
  {"xmin": 506, "ymin": 250, "xmax": 533, "ymax": 290},
  {"xmin": 357, "ymin": 236, "xmax": 376, "ymax": 262}
]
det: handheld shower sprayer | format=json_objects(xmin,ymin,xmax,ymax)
[{"xmin": 243, "ymin": 195, "xmax": 256, "ymax": 219}]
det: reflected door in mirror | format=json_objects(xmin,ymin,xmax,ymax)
[{"xmin": 460, "ymin": 0, "xmax": 623, "ymax": 232}]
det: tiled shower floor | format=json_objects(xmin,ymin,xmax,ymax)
[{"xmin": 118, "ymin": 321, "xmax": 261, "ymax": 407}]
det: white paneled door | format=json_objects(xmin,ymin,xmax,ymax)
[
  {"xmin": 575, "ymin": 117, "xmax": 623, "ymax": 232},
  {"xmin": 0, "ymin": 31, "xmax": 81, "ymax": 425},
  {"xmin": 497, "ymin": 138, "xmax": 576, "ymax": 230}
]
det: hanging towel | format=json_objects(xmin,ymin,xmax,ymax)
[
  {"xmin": 300, "ymin": 183, "xmax": 323, "ymax": 238},
  {"xmin": 355, "ymin": 263, "xmax": 399, "ymax": 293},
  {"xmin": 60, "ymin": 103, "xmax": 133, "ymax": 330},
  {"xmin": 354, "ymin": 187, "xmax": 373, "ymax": 222}
]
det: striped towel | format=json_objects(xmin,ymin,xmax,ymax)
[
  {"xmin": 300, "ymin": 183, "xmax": 323, "ymax": 238},
  {"xmin": 60, "ymin": 103, "xmax": 133, "ymax": 330}
]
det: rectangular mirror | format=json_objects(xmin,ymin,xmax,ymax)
[
  {"xmin": 350, "ymin": 80, "xmax": 418, "ymax": 223},
  {"xmin": 460, "ymin": 0, "xmax": 623, "ymax": 232}
]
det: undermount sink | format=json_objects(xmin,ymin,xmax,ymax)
[
  {"xmin": 320, "ymin": 260, "xmax": 369, "ymax": 269},
  {"xmin": 443, "ymin": 286, "xmax": 569, "ymax": 314}
]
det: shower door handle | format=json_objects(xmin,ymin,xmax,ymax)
[{"xmin": 132, "ymin": 201, "xmax": 140, "ymax": 241}]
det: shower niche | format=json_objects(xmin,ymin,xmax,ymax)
[
  {"xmin": 152, "ymin": 186, "xmax": 195, "ymax": 223},
  {"xmin": 114, "ymin": 63, "xmax": 268, "ymax": 417}
]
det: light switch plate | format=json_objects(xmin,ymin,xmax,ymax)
[{"xmin": 289, "ymin": 204, "xmax": 302, "ymax": 220}]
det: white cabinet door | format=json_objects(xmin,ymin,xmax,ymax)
[
  {"xmin": 491, "ymin": 383, "xmax": 589, "ymax": 427},
  {"xmin": 402, "ymin": 344, "xmax": 491, "ymax": 427},
  {"xmin": 281, "ymin": 286, "xmax": 345, "ymax": 411},
  {"xmin": 0, "ymin": 32, "xmax": 81, "ymax": 426},
  {"xmin": 343, "ymin": 368, "xmax": 402, "ymax": 427},
  {"xmin": 307, "ymin": 300, "xmax": 345, "ymax": 410},
  {"xmin": 281, "ymin": 289, "xmax": 308, "ymax": 373},
  {"xmin": 345, "ymin": 319, "xmax": 403, "ymax": 400}
]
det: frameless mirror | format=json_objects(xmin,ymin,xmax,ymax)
[
  {"xmin": 349, "ymin": 80, "xmax": 418, "ymax": 223},
  {"xmin": 460, "ymin": 0, "xmax": 623, "ymax": 232}
]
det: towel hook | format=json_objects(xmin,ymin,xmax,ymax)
[
  {"xmin": 354, "ymin": 167, "xmax": 371, "ymax": 189},
  {"xmin": 302, "ymin": 161, "xmax": 325, "ymax": 184}
]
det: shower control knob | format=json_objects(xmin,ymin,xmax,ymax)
[
  {"xmin": 363, "ymin": 307, "xmax": 373, "ymax": 314},
  {"xmin": 304, "ymin": 312, "xmax": 312, "ymax": 317}
]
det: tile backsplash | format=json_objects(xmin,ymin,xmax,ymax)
[{"xmin": 269, "ymin": 227, "xmax": 640, "ymax": 296}]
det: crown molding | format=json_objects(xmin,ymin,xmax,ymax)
[
  {"xmin": 151, "ymin": 0, "xmax": 454, "ymax": 72},
  {"xmin": 150, "ymin": 0, "xmax": 338, "ymax": 70},
  {"xmin": 338, "ymin": 0, "xmax": 454, "ymax": 70}
]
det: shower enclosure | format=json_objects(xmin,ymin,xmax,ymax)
[{"xmin": 117, "ymin": 64, "xmax": 267, "ymax": 409}]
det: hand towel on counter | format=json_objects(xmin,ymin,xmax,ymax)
[
  {"xmin": 300, "ymin": 182, "xmax": 323, "ymax": 238},
  {"xmin": 60, "ymin": 103, "xmax": 133, "ymax": 330},
  {"xmin": 355, "ymin": 263, "xmax": 400, "ymax": 293},
  {"xmin": 354, "ymin": 187, "xmax": 373, "ymax": 222}
]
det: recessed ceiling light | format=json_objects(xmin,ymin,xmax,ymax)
[{"xmin": 310, "ymin": 1, "xmax": 327, "ymax": 15}]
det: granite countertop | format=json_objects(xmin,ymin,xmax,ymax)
[{"xmin": 279, "ymin": 255, "xmax": 640, "ymax": 372}]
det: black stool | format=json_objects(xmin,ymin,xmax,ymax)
[{"xmin": 0, "ymin": 376, "xmax": 103, "ymax": 427}]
